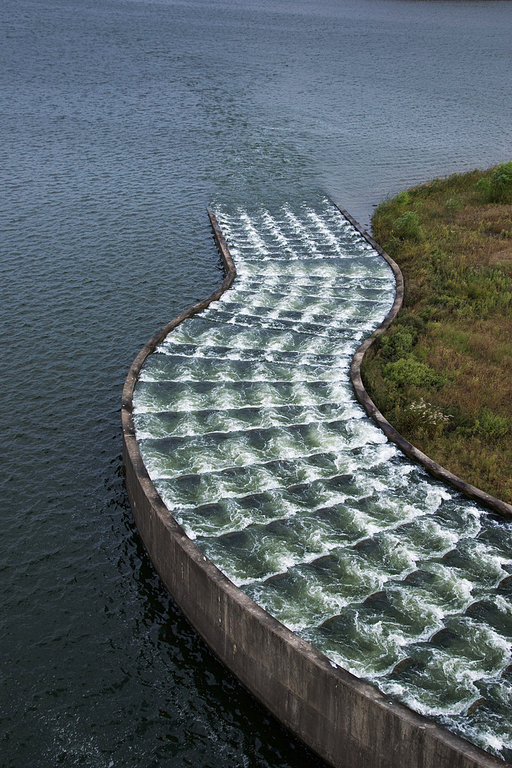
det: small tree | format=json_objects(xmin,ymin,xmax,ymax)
[{"xmin": 489, "ymin": 162, "xmax": 512, "ymax": 204}]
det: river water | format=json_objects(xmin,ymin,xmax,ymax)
[{"xmin": 1, "ymin": 0, "xmax": 511, "ymax": 766}]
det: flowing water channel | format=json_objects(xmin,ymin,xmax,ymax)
[{"xmin": 134, "ymin": 201, "xmax": 512, "ymax": 761}]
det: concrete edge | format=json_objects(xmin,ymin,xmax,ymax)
[
  {"xmin": 335, "ymin": 205, "xmax": 512, "ymax": 520},
  {"xmin": 121, "ymin": 207, "xmax": 509, "ymax": 768}
]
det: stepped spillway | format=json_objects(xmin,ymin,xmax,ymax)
[{"xmin": 132, "ymin": 201, "xmax": 512, "ymax": 763}]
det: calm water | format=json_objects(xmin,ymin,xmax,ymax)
[{"xmin": 1, "ymin": 0, "xmax": 511, "ymax": 765}]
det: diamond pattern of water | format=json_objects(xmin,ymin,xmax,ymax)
[{"xmin": 134, "ymin": 201, "xmax": 512, "ymax": 760}]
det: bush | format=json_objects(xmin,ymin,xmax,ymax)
[
  {"xmin": 395, "ymin": 190, "xmax": 410, "ymax": 206},
  {"xmin": 475, "ymin": 408, "xmax": 510, "ymax": 439},
  {"xmin": 380, "ymin": 330, "xmax": 414, "ymax": 361},
  {"xmin": 489, "ymin": 162, "xmax": 512, "ymax": 204},
  {"xmin": 383, "ymin": 357, "xmax": 446, "ymax": 388},
  {"xmin": 396, "ymin": 311, "xmax": 427, "ymax": 336},
  {"xmin": 392, "ymin": 211, "xmax": 424, "ymax": 242},
  {"xmin": 474, "ymin": 177, "xmax": 491, "ymax": 199}
]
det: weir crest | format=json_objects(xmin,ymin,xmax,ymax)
[{"xmin": 130, "ymin": 200, "xmax": 512, "ymax": 764}]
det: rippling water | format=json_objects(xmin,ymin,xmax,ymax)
[
  {"xmin": 2, "ymin": 0, "xmax": 511, "ymax": 765},
  {"xmin": 134, "ymin": 202, "xmax": 512, "ymax": 760}
]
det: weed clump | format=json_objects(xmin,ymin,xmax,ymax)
[{"xmin": 445, "ymin": 197, "xmax": 464, "ymax": 214}]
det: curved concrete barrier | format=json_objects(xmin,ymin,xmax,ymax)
[{"xmin": 122, "ymin": 209, "xmax": 508, "ymax": 768}]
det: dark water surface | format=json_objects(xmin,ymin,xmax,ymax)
[{"xmin": 1, "ymin": 0, "xmax": 511, "ymax": 765}]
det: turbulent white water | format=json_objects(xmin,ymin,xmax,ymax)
[{"xmin": 134, "ymin": 201, "xmax": 512, "ymax": 759}]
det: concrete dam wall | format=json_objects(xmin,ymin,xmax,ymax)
[{"xmin": 122, "ymin": 203, "xmax": 511, "ymax": 768}]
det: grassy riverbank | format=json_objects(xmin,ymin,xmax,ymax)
[{"xmin": 363, "ymin": 164, "xmax": 512, "ymax": 504}]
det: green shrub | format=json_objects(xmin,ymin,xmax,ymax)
[
  {"xmin": 475, "ymin": 408, "xmax": 510, "ymax": 439},
  {"xmin": 489, "ymin": 162, "xmax": 512, "ymax": 204},
  {"xmin": 474, "ymin": 177, "xmax": 491, "ymax": 200},
  {"xmin": 392, "ymin": 211, "xmax": 424, "ymax": 242},
  {"xmin": 383, "ymin": 357, "xmax": 446, "ymax": 388},
  {"xmin": 396, "ymin": 310, "xmax": 427, "ymax": 336},
  {"xmin": 380, "ymin": 330, "xmax": 414, "ymax": 361},
  {"xmin": 395, "ymin": 190, "xmax": 410, "ymax": 206}
]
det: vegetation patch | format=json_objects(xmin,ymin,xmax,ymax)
[{"xmin": 364, "ymin": 164, "xmax": 512, "ymax": 504}]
